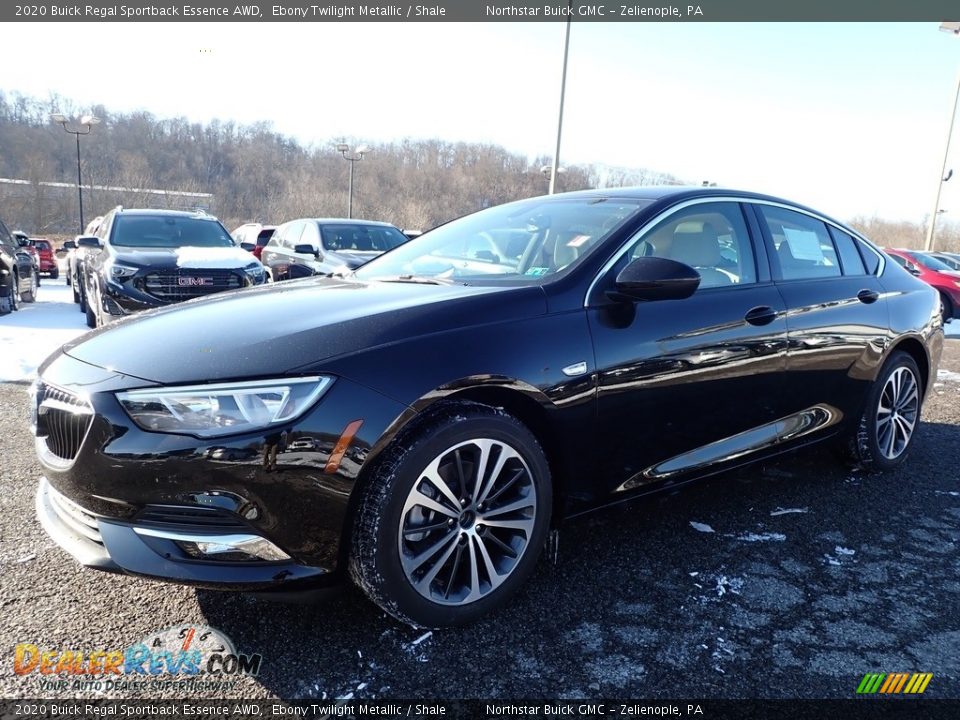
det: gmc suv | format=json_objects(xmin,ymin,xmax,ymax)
[{"xmin": 80, "ymin": 207, "xmax": 266, "ymax": 328}]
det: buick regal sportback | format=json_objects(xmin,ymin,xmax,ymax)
[{"xmin": 32, "ymin": 188, "xmax": 942, "ymax": 627}]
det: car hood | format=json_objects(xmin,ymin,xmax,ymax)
[
  {"xmin": 113, "ymin": 245, "xmax": 256, "ymax": 269},
  {"xmin": 61, "ymin": 277, "xmax": 546, "ymax": 384}
]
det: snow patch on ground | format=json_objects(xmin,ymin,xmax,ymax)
[
  {"xmin": 0, "ymin": 281, "xmax": 88, "ymax": 382},
  {"xmin": 690, "ymin": 522, "xmax": 715, "ymax": 533},
  {"xmin": 735, "ymin": 532, "xmax": 787, "ymax": 543},
  {"xmin": 823, "ymin": 545, "xmax": 857, "ymax": 566},
  {"xmin": 770, "ymin": 507, "xmax": 809, "ymax": 516},
  {"xmin": 937, "ymin": 369, "xmax": 960, "ymax": 383}
]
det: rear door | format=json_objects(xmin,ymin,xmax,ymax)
[
  {"xmin": 587, "ymin": 200, "xmax": 791, "ymax": 495},
  {"xmin": 752, "ymin": 202, "xmax": 889, "ymax": 428}
]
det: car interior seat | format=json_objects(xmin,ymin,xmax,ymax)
[{"xmin": 669, "ymin": 222, "xmax": 735, "ymax": 287}]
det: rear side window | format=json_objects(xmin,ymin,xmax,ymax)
[
  {"xmin": 857, "ymin": 240, "xmax": 881, "ymax": 274},
  {"xmin": 828, "ymin": 227, "xmax": 866, "ymax": 275},
  {"xmin": 758, "ymin": 206, "xmax": 840, "ymax": 281},
  {"xmin": 256, "ymin": 229, "xmax": 275, "ymax": 246},
  {"xmin": 321, "ymin": 224, "xmax": 408, "ymax": 253}
]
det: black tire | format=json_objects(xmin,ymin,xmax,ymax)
[
  {"xmin": 78, "ymin": 280, "xmax": 87, "ymax": 313},
  {"xmin": 20, "ymin": 271, "xmax": 37, "ymax": 303},
  {"xmin": 50, "ymin": 266, "xmax": 59, "ymax": 280},
  {"xmin": 349, "ymin": 401, "xmax": 552, "ymax": 627},
  {"xmin": 72, "ymin": 278, "xmax": 80, "ymax": 303},
  {"xmin": 845, "ymin": 351, "xmax": 922, "ymax": 472},
  {"xmin": 1, "ymin": 270, "xmax": 17, "ymax": 312},
  {"xmin": 940, "ymin": 292, "xmax": 953, "ymax": 322}
]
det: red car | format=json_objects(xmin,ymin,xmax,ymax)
[
  {"xmin": 884, "ymin": 248, "xmax": 960, "ymax": 320},
  {"xmin": 31, "ymin": 238, "xmax": 58, "ymax": 279}
]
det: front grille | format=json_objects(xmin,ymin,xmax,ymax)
[
  {"xmin": 140, "ymin": 269, "xmax": 243, "ymax": 302},
  {"xmin": 48, "ymin": 484, "xmax": 103, "ymax": 545},
  {"xmin": 136, "ymin": 505, "xmax": 249, "ymax": 530},
  {"xmin": 36, "ymin": 384, "xmax": 94, "ymax": 462}
]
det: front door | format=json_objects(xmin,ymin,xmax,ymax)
[{"xmin": 587, "ymin": 200, "xmax": 790, "ymax": 497}]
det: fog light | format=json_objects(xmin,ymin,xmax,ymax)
[{"xmin": 133, "ymin": 528, "xmax": 290, "ymax": 562}]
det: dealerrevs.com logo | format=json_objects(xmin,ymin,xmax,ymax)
[{"xmin": 13, "ymin": 624, "xmax": 262, "ymax": 693}]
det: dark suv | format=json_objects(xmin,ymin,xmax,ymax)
[
  {"xmin": 1, "ymin": 217, "xmax": 37, "ymax": 311},
  {"xmin": 80, "ymin": 208, "xmax": 266, "ymax": 328}
]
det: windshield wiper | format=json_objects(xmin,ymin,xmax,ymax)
[{"xmin": 381, "ymin": 274, "xmax": 458, "ymax": 285}]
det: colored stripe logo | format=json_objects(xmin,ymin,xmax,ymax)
[{"xmin": 857, "ymin": 673, "xmax": 933, "ymax": 694}]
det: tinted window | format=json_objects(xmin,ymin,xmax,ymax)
[
  {"xmin": 828, "ymin": 227, "xmax": 866, "ymax": 275},
  {"xmin": 320, "ymin": 224, "xmax": 408, "ymax": 253},
  {"xmin": 889, "ymin": 253, "xmax": 908, "ymax": 268},
  {"xmin": 857, "ymin": 240, "xmax": 881, "ymax": 274},
  {"xmin": 759, "ymin": 206, "xmax": 840, "ymax": 280},
  {"xmin": 34, "ymin": 240, "xmax": 51, "ymax": 251},
  {"xmin": 111, "ymin": 215, "xmax": 233, "ymax": 248},
  {"xmin": 911, "ymin": 252, "xmax": 953, "ymax": 272},
  {"xmin": 625, "ymin": 202, "xmax": 757, "ymax": 289},
  {"xmin": 256, "ymin": 229, "xmax": 275, "ymax": 246}
]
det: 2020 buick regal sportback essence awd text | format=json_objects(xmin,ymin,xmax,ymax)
[{"xmin": 31, "ymin": 187, "xmax": 943, "ymax": 627}]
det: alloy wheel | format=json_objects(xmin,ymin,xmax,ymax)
[
  {"xmin": 876, "ymin": 366, "xmax": 919, "ymax": 460},
  {"xmin": 398, "ymin": 438, "xmax": 537, "ymax": 606}
]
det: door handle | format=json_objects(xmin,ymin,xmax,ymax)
[
  {"xmin": 744, "ymin": 306, "xmax": 777, "ymax": 326},
  {"xmin": 857, "ymin": 289, "xmax": 880, "ymax": 304}
]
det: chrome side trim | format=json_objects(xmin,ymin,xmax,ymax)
[
  {"xmin": 615, "ymin": 404, "xmax": 842, "ymax": 491},
  {"xmin": 584, "ymin": 196, "xmax": 885, "ymax": 308}
]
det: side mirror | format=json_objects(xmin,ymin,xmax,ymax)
[
  {"xmin": 63, "ymin": 240, "xmax": 77, "ymax": 250},
  {"xmin": 293, "ymin": 244, "xmax": 319, "ymax": 257},
  {"xmin": 907, "ymin": 265, "xmax": 921, "ymax": 276},
  {"xmin": 77, "ymin": 236, "xmax": 101, "ymax": 248},
  {"xmin": 608, "ymin": 256, "xmax": 701, "ymax": 302},
  {"xmin": 240, "ymin": 242, "xmax": 256, "ymax": 251}
]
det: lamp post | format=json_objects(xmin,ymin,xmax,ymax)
[
  {"xmin": 924, "ymin": 22, "xmax": 960, "ymax": 252},
  {"xmin": 548, "ymin": 0, "xmax": 573, "ymax": 196},
  {"xmin": 336, "ymin": 143, "xmax": 369, "ymax": 219},
  {"xmin": 51, "ymin": 113, "xmax": 100, "ymax": 234}
]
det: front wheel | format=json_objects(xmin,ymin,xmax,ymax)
[
  {"xmin": 85, "ymin": 284, "xmax": 98, "ymax": 328},
  {"xmin": 350, "ymin": 402, "xmax": 552, "ymax": 627},
  {"xmin": 20, "ymin": 271, "xmax": 37, "ymax": 303},
  {"xmin": 846, "ymin": 351, "xmax": 922, "ymax": 471}
]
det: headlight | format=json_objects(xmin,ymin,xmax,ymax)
[
  {"xmin": 116, "ymin": 376, "xmax": 333, "ymax": 438},
  {"xmin": 243, "ymin": 262, "xmax": 266, "ymax": 282},
  {"xmin": 107, "ymin": 261, "xmax": 138, "ymax": 280}
]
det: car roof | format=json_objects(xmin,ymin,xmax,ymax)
[
  {"xmin": 304, "ymin": 218, "xmax": 397, "ymax": 227},
  {"xmin": 118, "ymin": 208, "xmax": 218, "ymax": 219}
]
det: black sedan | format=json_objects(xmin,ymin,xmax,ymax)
[
  {"xmin": 260, "ymin": 218, "xmax": 408, "ymax": 281},
  {"xmin": 31, "ymin": 187, "xmax": 942, "ymax": 627}
]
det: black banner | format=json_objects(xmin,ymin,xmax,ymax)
[
  {"xmin": 3, "ymin": 0, "xmax": 960, "ymax": 23},
  {"xmin": 3, "ymin": 700, "xmax": 960, "ymax": 720}
]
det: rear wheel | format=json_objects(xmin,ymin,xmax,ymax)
[
  {"xmin": 50, "ymin": 266, "xmax": 59, "ymax": 280},
  {"xmin": 940, "ymin": 292, "xmax": 953, "ymax": 322},
  {"xmin": 845, "ymin": 351, "xmax": 922, "ymax": 472},
  {"xmin": 85, "ymin": 283, "xmax": 98, "ymax": 328},
  {"xmin": 350, "ymin": 402, "xmax": 552, "ymax": 627},
  {"xmin": 2, "ymin": 271, "xmax": 18, "ymax": 312}
]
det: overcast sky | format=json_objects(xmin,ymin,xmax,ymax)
[{"xmin": 6, "ymin": 21, "xmax": 960, "ymax": 224}]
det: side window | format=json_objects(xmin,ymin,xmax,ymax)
[
  {"xmin": 857, "ymin": 240, "xmax": 881, "ymax": 275},
  {"xmin": 625, "ymin": 202, "xmax": 757, "ymax": 289},
  {"xmin": 889, "ymin": 253, "xmax": 908, "ymax": 268},
  {"xmin": 300, "ymin": 223, "xmax": 320, "ymax": 249},
  {"xmin": 758, "ymin": 206, "xmax": 840, "ymax": 281},
  {"xmin": 282, "ymin": 223, "xmax": 303, "ymax": 249},
  {"xmin": 828, "ymin": 227, "xmax": 866, "ymax": 275}
]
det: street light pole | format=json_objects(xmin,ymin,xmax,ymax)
[
  {"xmin": 549, "ymin": 0, "xmax": 573, "ymax": 196},
  {"xmin": 51, "ymin": 113, "xmax": 100, "ymax": 234},
  {"xmin": 336, "ymin": 143, "xmax": 369, "ymax": 219},
  {"xmin": 925, "ymin": 22, "xmax": 960, "ymax": 252}
]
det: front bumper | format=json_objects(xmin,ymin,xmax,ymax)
[
  {"xmin": 33, "ymin": 351, "xmax": 413, "ymax": 589},
  {"xmin": 36, "ymin": 477, "xmax": 330, "ymax": 590}
]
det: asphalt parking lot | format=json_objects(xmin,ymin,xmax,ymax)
[{"xmin": 0, "ymin": 283, "xmax": 958, "ymax": 700}]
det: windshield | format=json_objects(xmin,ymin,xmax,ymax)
[
  {"xmin": 354, "ymin": 196, "xmax": 648, "ymax": 284},
  {"xmin": 912, "ymin": 252, "xmax": 954, "ymax": 272},
  {"xmin": 320, "ymin": 224, "xmax": 408, "ymax": 253},
  {"xmin": 112, "ymin": 215, "xmax": 234, "ymax": 248}
]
